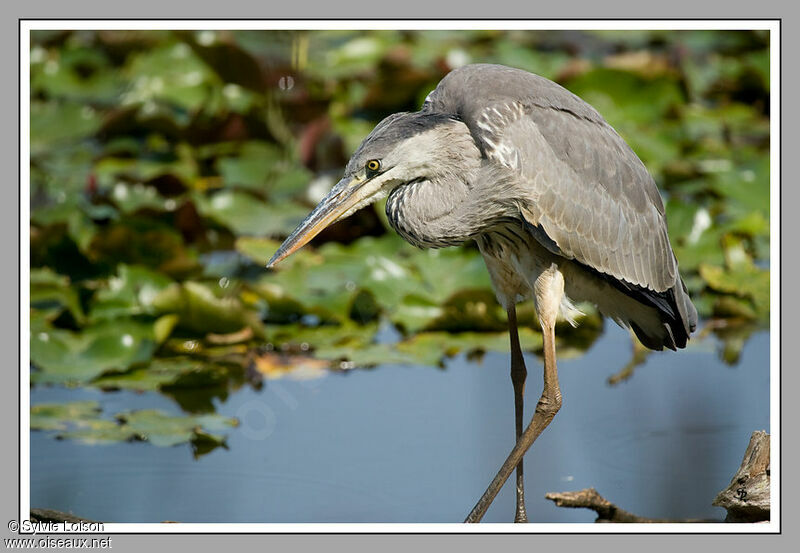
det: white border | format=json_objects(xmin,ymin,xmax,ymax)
[
  {"xmin": 22, "ymin": 20, "xmax": 776, "ymax": 30},
  {"xmin": 20, "ymin": 20, "xmax": 31, "ymax": 529},
  {"xmin": 20, "ymin": 19, "xmax": 781, "ymax": 534},
  {"xmin": 768, "ymin": 20, "xmax": 781, "ymax": 532}
]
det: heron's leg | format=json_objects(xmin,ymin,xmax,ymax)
[
  {"xmin": 507, "ymin": 305, "xmax": 529, "ymax": 523},
  {"xmin": 465, "ymin": 265, "xmax": 564, "ymax": 523}
]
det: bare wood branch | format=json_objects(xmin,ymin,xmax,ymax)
[
  {"xmin": 30, "ymin": 509, "xmax": 99, "ymax": 524},
  {"xmin": 712, "ymin": 430, "xmax": 770, "ymax": 522},
  {"xmin": 545, "ymin": 488, "xmax": 679, "ymax": 523}
]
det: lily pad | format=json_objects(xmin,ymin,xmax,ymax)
[
  {"xmin": 121, "ymin": 41, "xmax": 221, "ymax": 112},
  {"xmin": 57, "ymin": 419, "xmax": 134, "ymax": 444},
  {"xmin": 30, "ymin": 101, "xmax": 102, "ymax": 154},
  {"xmin": 89, "ymin": 264, "xmax": 174, "ymax": 322},
  {"xmin": 216, "ymin": 141, "xmax": 282, "ymax": 190},
  {"xmin": 194, "ymin": 190, "xmax": 309, "ymax": 237},
  {"xmin": 93, "ymin": 153, "xmax": 198, "ymax": 189},
  {"xmin": 30, "ymin": 45, "xmax": 120, "ymax": 102},
  {"xmin": 262, "ymin": 234, "xmax": 498, "ymax": 330},
  {"xmin": 46, "ymin": 406, "xmax": 239, "ymax": 457},
  {"xmin": 30, "ymin": 267, "xmax": 85, "ymax": 324},
  {"xmin": 31, "ymin": 401, "xmax": 102, "ymax": 431},
  {"xmin": 114, "ymin": 409, "xmax": 237, "ymax": 448},
  {"xmin": 396, "ymin": 329, "xmax": 544, "ymax": 367},
  {"xmin": 236, "ymin": 236, "xmax": 322, "ymax": 268},
  {"xmin": 91, "ymin": 357, "xmax": 232, "ymax": 392},
  {"xmin": 152, "ymin": 281, "xmax": 265, "ymax": 336},
  {"xmin": 699, "ymin": 262, "xmax": 769, "ymax": 321},
  {"xmin": 31, "ymin": 319, "xmax": 159, "ymax": 384}
]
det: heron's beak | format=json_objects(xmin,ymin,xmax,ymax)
[{"xmin": 267, "ymin": 175, "xmax": 369, "ymax": 268}]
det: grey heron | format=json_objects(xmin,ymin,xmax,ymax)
[{"xmin": 267, "ymin": 63, "xmax": 697, "ymax": 523}]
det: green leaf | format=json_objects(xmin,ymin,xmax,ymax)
[
  {"xmin": 108, "ymin": 183, "xmax": 164, "ymax": 214},
  {"xmin": 236, "ymin": 236, "xmax": 322, "ymax": 268},
  {"xmin": 93, "ymin": 153, "xmax": 198, "ymax": 188},
  {"xmin": 154, "ymin": 314, "xmax": 180, "ymax": 344},
  {"xmin": 89, "ymin": 264, "xmax": 174, "ymax": 322},
  {"xmin": 194, "ymin": 190, "xmax": 309, "ymax": 237},
  {"xmin": 269, "ymin": 322, "xmax": 379, "ymax": 352},
  {"xmin": 31, "ymin": 319, "xmax": 159, "ymax": 384},
  {"xmin": 269, "ymin": 167, "xmax": 314, "ymax": 202},
  {"xmin": 30, "ymin": 268, "xmax": 86, "ymax": 324},
  {"xmin": 115, "ymin": 409, "xmax": 237, "ymax": 448},
  {"xmin": 91, "ymin": 357, "xmax": 231, "ymax": 392},
  {"xmin": 121, "ymin": 41, "xmax": 221, "ymax": 112},
  {"xmin": 46, "ymin": 406, "xmax": 238, "ymax": 456},
  {"xmin": 216, "ymin": 141, "xmax": 282, "ymax": 190},
  {"xmin": 30, "ymin": 45, "xmax": 120, "ymax": 102},
  {"xmin": 699, "ymin": 261, "xmax": 769, "ymax": 321},
  {"xmin": 152, "ymin": 281, "xmax": 264, "ymax": 336},
  {"xmin": 31, "ymin": 401, "xmax": 102, "ymax": 431},
  {"xmin": 396, "ymin": 329, "xmax": 543, "ymax": 367},
  {"xmin": 57, "ymin": 419, "xmax": 134, "ymax": 444},
  {"xmin": 30, "ymin": 101, "xmax": 102, "ymax": 154}
]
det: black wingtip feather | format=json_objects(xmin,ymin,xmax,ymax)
[{"xmin": 599, "ymin": 272, "xmax": 693, "ymax": 351}]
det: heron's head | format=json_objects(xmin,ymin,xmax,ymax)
[{"xmin": 267, "ymin": 111, "xmax": 476, "ymax": 268}]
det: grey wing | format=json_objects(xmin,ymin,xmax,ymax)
[
  {"xmin": 475, "ymin": 100, "xmax": 677, "ymax": 293},
  {"xmin": 424, "ymin": 64, "xmax": 696, "ymax": 347},
  {"xmin": 423, "ymin": 63, "xmax": 677, "ymax": 293}
]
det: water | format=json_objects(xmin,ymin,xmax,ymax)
[{"xmin": 30, "ymin": 324, "xmax": 770, "ymax": 523}]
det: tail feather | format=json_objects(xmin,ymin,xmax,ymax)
[{"xmin": 627, "ymin": 276, "xmax": 696, "ymax": 351}]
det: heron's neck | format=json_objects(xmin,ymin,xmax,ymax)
[{"xmin": 385, "ymin": 169, "xmax": 511, "ymax": 249}]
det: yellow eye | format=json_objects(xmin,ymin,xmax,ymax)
[{"xmin": 366, "ymin": 159, "xmax": 381, "ymax": 173}]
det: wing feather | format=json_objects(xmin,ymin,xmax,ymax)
[
  {"xmin": 422, "ymin": 64, "xmax": 697, "ymax": 346},
  {"xmin": 498, "ymin": 108, "xmax": 676, "ymax": 291}
]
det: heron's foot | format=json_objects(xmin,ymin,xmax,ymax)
[{"xmin": 514, "ymin": 504, "xmax": 529, "ymax": 523}]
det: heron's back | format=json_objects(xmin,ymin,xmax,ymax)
[{"xmin": 425, "ymin": 64, "xmax": 697, "ymax": 350}]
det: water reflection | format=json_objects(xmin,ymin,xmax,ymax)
[{"xmin": 30, "ymin": 324, "xmax": 769, "ymax": 523}]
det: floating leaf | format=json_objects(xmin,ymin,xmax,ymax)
[
  {"xmin": 236, "ymin": 236, "xmax": 322, "ymax": 268},
  {"xmin": 46, "ymin": 406, "xmax": 239, "ymax": 457},
  {"xmin": 91, "ymin": 357, "xmax": 231, "ymax": 392},
  {"xmin": 268, "ymin": 322, "xmax": 379, "ymax": 353},
  {"xmin": 31, "ymin": 319, "xmax": 159, "ymax": 384},
  {"xmin": 114, "ymin": 409, "xmax": 237, "ymax": 448},
  {"xmin": 216, "ymin": 141, "xmax": 282, "ymax": 190},
  {"xmin": 152, "ymin": 281, "xmax": 264, "ymax": 336},
  {"xmin": 89, "ymin": 264, "xmax": 174, "ymax": 322},
  {"xmin": 699, "ymin": 261, "xmax": 769, "ymax": 321},
  {"xmin": 396, "ymin": 329, "xmax": 544, "ymax": 367},
  {"xmin": 93, "ymin": 153, "xmax": 198, "ymax": 188},
  {"xmin": 107, "ymin": 182, "xmax": 164, "ymax": 214},
  {"xmin": 194, "ymin": 190, "xmax": 309, "ymax": 237},
  {"xmin": 31, "ymin": 401, "xmax": 101, "ymax": 431},
  {"xmin": 57, "ymin": 419, "xmax": 133, "ymax": 444},
  {"xmin": 30, "ymin": 101, "xmax": 102, "ymax": 153},
  {"xmin": 30, "ymin": 267, "xmax": 85, "ymax": 324},
  {"xmin": 154, "ymin": 314, "xmax": 180, "ymax": 344},
  {"xmin": 121, "ymin": 41, "xmax": 221, "ymax": 112},
  {"xmin": 30, "ymin": 45, "xmax": 120, "ymax": 102}
]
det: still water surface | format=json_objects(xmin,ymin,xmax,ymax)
[{"xmin": 31, "ymin": 323, "xmax": 769, "ymax": 523}]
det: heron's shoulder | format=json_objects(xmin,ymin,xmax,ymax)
[{"xmin": 424, "ymin": 63, "xmax": 605, "ymax": 125}]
